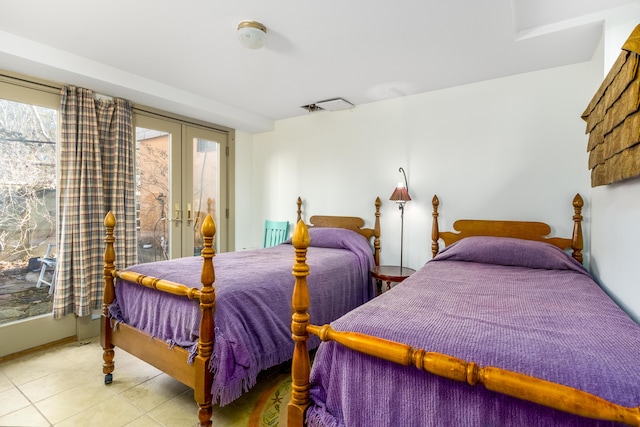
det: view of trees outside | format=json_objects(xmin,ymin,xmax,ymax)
[
  {"xmin": 136, "ymin": 129, "xmax": 170, "ymax": 263},
  {"xmin": 135, "ymin": 131, "xmax": 219, "ymax": 262},
  {"xmin": 0, "ymin": 99, "xmax": 56, "ymax": 263},
  {"xmin": 0, "ymin": 98, "xmax": 57, "ymax": 323}
]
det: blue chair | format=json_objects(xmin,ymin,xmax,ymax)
[{"xmin": 263, "ymin": 220, "xmax": 289, "ymax": 247}]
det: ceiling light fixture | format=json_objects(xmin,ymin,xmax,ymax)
[{"xmin": 237, "ymin": 20, "xmax": 267, "ymax": 49}]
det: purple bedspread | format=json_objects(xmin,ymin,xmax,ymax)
[
  {"xmin": 109, "ymin": 227, "xmax": 374, "ymax": 406},
  {"xmin": 307, "ymin": 237, "xmax": 640, "ymax": 426}
]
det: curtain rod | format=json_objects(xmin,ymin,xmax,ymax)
[
  {"xmin": 0, "ymin": 72, "xmax": 61, "ymax": 94},
  {"xmin": 1, "ymin": 71, "xmax": 232, "ymax": 134}
]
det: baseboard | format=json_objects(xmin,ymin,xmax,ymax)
[{"xmin": 0, "ymin": 335, "xmax": 77, "ymax": 364}]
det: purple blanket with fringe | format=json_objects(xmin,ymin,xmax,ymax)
[
  {"xmin": 109, "ymin": 227, "xmax": 374, "ymax": 406},
  {"xmin": 307, "ymin": 237, "xmax": 640, "ymax": 426}
]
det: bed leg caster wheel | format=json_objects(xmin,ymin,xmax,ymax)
[{"xmin": 104, "ymin": 373, "xmax": 113, "ymax": 385}]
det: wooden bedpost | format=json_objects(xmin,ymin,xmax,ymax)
[
  {"xmin": 289, "ymin": 219, "xmax": 311, "ymax": 426},
  {"xmin": 101, "ymin": 211, "xmax": 116, "ymax": 384},
  {"xmin": 571, "ymin": 193, "xmax": 584, "ymax": 264},
  {"xmin": 431, "ymin": 195, "xmax": 440, "ymax": 258},
  {"xmin": 297, "ymin": 197, "xmax": 303, "ymax": 223},
  {"xmin": 195, "ymin": 214, "xmax": 216, "ymax": 427},
  {"xmin": 373, "ymin": 197, "xmax": 381, "ymax": 266}
]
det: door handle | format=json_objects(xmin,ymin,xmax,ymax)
[{"xmin": 171, "ymin": 203, "xmax": 182, "ymax": 224}]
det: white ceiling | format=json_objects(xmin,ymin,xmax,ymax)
[{"xmin": 0, "ymin": 0, "xmax": 638, "ymax": 133}]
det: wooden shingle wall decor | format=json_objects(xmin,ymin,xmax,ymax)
[{"xmin": 582, "ymin": 24, "xmax": 640, "ymax": 187}]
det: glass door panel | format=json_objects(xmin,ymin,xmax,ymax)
[
  {"xmin": 135, "ymin": 117, "xmax": 228, "ymax": 261},
  {"xmin": 134, "ymin": 115, "xmax": 181, "ymax": 262},
  {"xmin": 189, "ymin": 131, "xmax": 222, "ymax": 255}
]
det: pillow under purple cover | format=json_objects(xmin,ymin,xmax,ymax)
[
  {"xmin": 285, "ymin": 227, "xmax": 369, "ymax": 250},
  {"xmin": 432, "ymin": 236, "xmax": 587, "ymax": 272}
]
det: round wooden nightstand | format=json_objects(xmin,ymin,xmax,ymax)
[{"xmin": 371, "ymin": 265, "xmax": 416, "ymax": 296}]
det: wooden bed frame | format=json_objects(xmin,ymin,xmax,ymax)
[
  {"xmin": 288, "ymin": 193, "xmax": 640, "ymax": 426},
  {"xmin": 431, "ymin": 193, "xmax": 584, "ymax": 262},
  {"xmin": 101, "ymin": 196, "xmax": 381, "ymax": 427}
]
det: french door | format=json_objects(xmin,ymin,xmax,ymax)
[{"xmin": 135, "ymin": 114, "xmax": 229, "ymax": 261}]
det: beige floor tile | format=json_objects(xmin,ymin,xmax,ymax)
[
  {"xmin": 1, "ymin": 351, "xmax": 77, "ymax": 386},
  {"xmin": 145, "ymin": 389, "xmax": 200, "ymax": 427},
  {"xmin": 55, "ymin": 394, "xmax": 144, "ymax": 427},
  {"xmin": 0, "ymin": 387, "xmax": 31, "ymax": 418},
  {"xmin": 123, "ymin": 414, "xmax": 163, "ymax": 426},
  {"xmin": 121, "ymin": 373, "xmax": 190, "ymax": 412},
  {"xmin": 0, "ymin": 369, "xmax": 13, "ymax": 393},
  {"xmin": 0, "ymin": 337, "xmax": 282, "ymax": 427},
  {"xmin": 18, "ymin": 367, "xmax": 89, "ymax": 403},
  {"xmin": 53, "ymin": 338, "xmax": 154, "ymax": 383},
  {"xmin": 34, "ymin": 378, "xmax": 118, "ymax": 424},
  {"xmin": 148, "ymin": 390, "xmax": 199, "ymax": 427},
  {"xmin": 0, "ymin": 405, "xmax": 51, "ymax": 427},
  {"xmin": 54, "ymin": 338, "xmax": 103, "ymax": 371},
  {"xmin": 100, "ymin": 359, "xmax": 163, "ymax": 394}
]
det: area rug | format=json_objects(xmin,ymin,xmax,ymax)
[{"xmin": 248, "ymin": 373, "xmax": 292, "ymax": 427}]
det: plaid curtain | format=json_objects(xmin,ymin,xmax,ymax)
[{"xmin": 53, "ymin": 86, "xmax": 137, "ymax": 318}]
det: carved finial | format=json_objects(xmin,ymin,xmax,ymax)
[
  {"xmin": 202, "ymin": 214, "xmax": 216, "ymax": 239},
  {"xmin": 292, "ymin": 219, "xmax": 310, "ymax": 249},
  {"xmin": 573, "ymin": 193, "xmax": 584, "ymax": 210},
  {"xmin": 105, "ymin": 211, "xmax": 116, "ymax": 228}
]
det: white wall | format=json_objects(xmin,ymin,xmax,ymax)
[
  {"xmin": 234, "ymin": 129, "xmax": 254, "ymax": 248},
  {"xmin": 235, "ymin": 14, "xmax": 640, "ymax": 322},
  {"xmin": 235, "ymin": 62, "xmax": 593, "ymax": 275},
  {"xmin": 590, "ymin": 15, "xmax": 640, "ymax": 322}
]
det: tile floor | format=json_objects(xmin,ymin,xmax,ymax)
[{"xmin": 0, "ymin": 337, "xmax": 277, "ymax": 426}]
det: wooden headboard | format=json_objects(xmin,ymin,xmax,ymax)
[
  {"xmin": 296, "ymin": 196, "xmax": 382, "ymax": 266},
  {"xmin": 431, "ymin": 193, "xmax": 584, "ymax": 264}
]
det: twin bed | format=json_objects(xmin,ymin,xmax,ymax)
[
  {"xmin": 101, "ymin": 197, "xmax": 381, "ymax": 426},
  {"xmin": 288, "ymin": 194, "xmax": 640, "ymax": 426},
  {"xmin": 102, "ymin": 193, "xmax": 640, "ymax": 426}
]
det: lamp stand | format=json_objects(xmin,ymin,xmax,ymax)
[
  {"xmin": 399, "ymin": 201, "xmax": 405, "ymax": 273},
  {"xmin": 389, "ymin": 166, "xmax": 411, "ymax": 275}
]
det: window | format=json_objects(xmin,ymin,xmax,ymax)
[
  {"xmin": 0, "ymin": 71, "xmax": 234, "ymax": 356},
  {"xmin": 0, "ymin": 82, "xmax": 58, "ymax": 325}
]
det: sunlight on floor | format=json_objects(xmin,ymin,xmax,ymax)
[{"xmin": 0, "ymin": 337, "xmax": 279, "ymax": 426}]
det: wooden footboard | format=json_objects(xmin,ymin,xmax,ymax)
[
  {"xmin": 101, "ymin": 211, "xmax": 216, "ymax": 427},
  {"xmin": 288, "ymin": 218, "xmax": 640, "ymax": 427}
]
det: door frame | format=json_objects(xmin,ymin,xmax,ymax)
[{"xmin": 133, "ymin": 113, "xmax": 233, "ymax": 257}]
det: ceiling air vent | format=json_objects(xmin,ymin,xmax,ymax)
[
  {"xmin": 301, "ymin": 98, "xmax": 354, "ymax": 112},
  {"xmin": 300, "ymin": 103, "xmax": 324, "ymax": 112}
]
